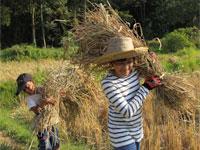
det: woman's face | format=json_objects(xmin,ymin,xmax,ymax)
[
  {"xmin": 23, "ymin": 81, "xmax": 36, "ymax": 95},
  {"xmin": 112, "ymin": 58, "xmax": 134, "ymax": 77}
]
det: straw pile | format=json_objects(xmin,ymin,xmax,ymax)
[
  {"xmin": 39, "ymin": 62, "xmax": 109, "ymax": 148},
  {"xmin": 72, "ymin": 3, "xmax": 198, "ymax": 113},
  {"xmin": 73, "ymin": 3, "xmax": 147, "ymax": 64}
]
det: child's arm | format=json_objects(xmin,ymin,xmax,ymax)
[
  {"xmin": 29, "ymin": 97, "xmax": 56, "ymax": 114},
  {"xmin": 102, "ymin": 81, "xmax": 149, "ymax": 118}
]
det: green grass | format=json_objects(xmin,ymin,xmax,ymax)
[
  {"xmin": 0, "ymin": 80, "xmax": 20, "ymax": 109},
  {"xmin": 0, "ymin": 45, "xmax": 64, "ymax": 61},
  {"xmin": 0, "ymin": 44, "xmax": 79, "ymax": 62},
  {"xmin": 0, "ymin": 109, "xmax": 36, "ymax": 149},
  {"xmin": 158, "ymin": 47, "xmax": 200, "ymax": 72}
]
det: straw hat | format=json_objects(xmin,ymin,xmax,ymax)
[{"xmin": 94, "ymin": 36, "xmax": 148, "ymax": 64}]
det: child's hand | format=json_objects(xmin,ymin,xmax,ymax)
[
  {"xmin": 40, "ymin": 96, "xmax": 56, "ymax": 107},
  {"xmin": 45, "ymin": 96, "xmax": 56, "ymax": 105},
  {"xmin": 143, "ymin": 75, "xmax": 162, "ymax": 90}
]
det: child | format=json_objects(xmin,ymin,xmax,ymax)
[
  {"xmin": 16, "ymin": 73, "xmax": 60, "ymax": 150},
  {"xmin": 98, "ymin": 37, "xmax": 161, "ymax": 150}
]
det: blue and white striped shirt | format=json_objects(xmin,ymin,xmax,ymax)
[{"xmin": 101, "ymin": 70, "xmax": 149, "ymax": 148}]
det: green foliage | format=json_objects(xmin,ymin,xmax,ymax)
[
  {"xmin": 2, "ymin": 0, "xmax": 200, "ymax": 47},
  {"xmin": 162, "ymin": 31, "xmax": 195, "ymax": 53},
  {"xmin": 118, "ymin": 10, "xmax": 133, "ymax": 23},
  {"xmin": 159, "ymin": 48, "xmax": 200, "ymax": 73},
  {"xmin": 174, "ymin": 27, "xmax": 200, "ymax": 48},
  {"xmin": 0, "ymin": 44, "xmax": 64, "ymax": 61},
  {"xmin": 143, "ymin": 0, "xmax": 199, "ymax": 38}
]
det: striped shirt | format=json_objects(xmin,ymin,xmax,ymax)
[{"xmin": 101, "ymin": 70, "xmax": 149, "ymax": 148}]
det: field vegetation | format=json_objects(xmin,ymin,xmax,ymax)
[{"xmin": 0, "ymin": 27, "xmax": 200, "ymax": 149}]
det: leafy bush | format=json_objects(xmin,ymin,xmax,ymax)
[
  {"xmin": 162, "ymin": 32, "xmax": 195, "ymax": 53},
  {"xmin": 0, "ymin": 44, "xmax": 64, "ymax": 61},
  {"xmin": 175, "ymin": 27, "xmax": 200, "ymax": 48}
]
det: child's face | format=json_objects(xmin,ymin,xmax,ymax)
[
  {"xmin": 23, "ymin": 81, "xmax": 36, "ymax": 95},
  {"xmin": 112, "ymin": 58, "xmax": 134, "ymax": 77}
]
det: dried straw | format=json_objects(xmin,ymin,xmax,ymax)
[
  {"xmin": 73, "ymin": 3, "xmax": 146, "ymax": 63},
  {"xmin": 136, "ymin": 52, "xmax": 198, "ymax": 113},
  {"xmin": 38, "ymin": 62, "xmax": 109, "ymax": 148}
]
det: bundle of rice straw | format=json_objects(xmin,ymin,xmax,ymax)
[
  {"xmin": 72, "ymin": 2, "xmax": 198, "ymax": 113},
  {"xmin": 73, "ymin": 2, "xmax": 146, "ymax": 64},
  {"xmin": 39, "ymin": 62, "xmax": 109, "ymax": 148},
  {"xmin": 33, "ymin": 81, "xmax": 60, "ymax": 132},
  {"xmin": 136, "ymin": 48, "xmax": 197, "ymax": 113}
]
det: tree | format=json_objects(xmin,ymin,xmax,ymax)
[
  {"xmin": 40, "ymin": 0, "xmax": 46, "ymax": 48},
  {"xmin": 30, "ymin": 0, "xmax": 37, "ymax": 47}
]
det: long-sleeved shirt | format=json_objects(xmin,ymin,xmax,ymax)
[{"xmin": 101, "ymin": 70, "xmax": 149, "ymax": 148}]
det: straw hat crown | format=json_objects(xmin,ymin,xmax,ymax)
[
  {"xmin": 106, "ymin": 36, "xmax": 134, "ymax": 55},
  {"xmin": 94, "ymin": 36, "xmax": 148, "ymax": 64}
]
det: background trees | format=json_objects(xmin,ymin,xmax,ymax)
[{"xmin": 1, "ymin": 0, "xmax": 199, "ymax": 48}]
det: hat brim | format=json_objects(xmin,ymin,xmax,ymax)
[{"xmin": 93, "ymin": 47, "xmax": 148, "ymax": 64}]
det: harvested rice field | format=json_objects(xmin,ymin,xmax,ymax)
[{"xmin": 0, "ymin": 59, "xmax": 199, "ymax": 150}]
